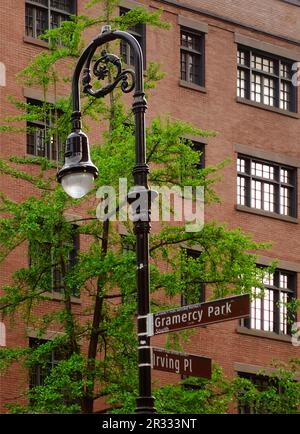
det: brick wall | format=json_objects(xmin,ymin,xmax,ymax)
[{"xmin": 0, "ymin": 0, "xmax": 299, "ymax": 413}]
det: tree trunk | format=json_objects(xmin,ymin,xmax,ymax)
[{"xmin": 82, "ymin": 219, "xmax": 109, "ymax": 413}]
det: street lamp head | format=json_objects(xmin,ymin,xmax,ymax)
[{"xmin": 57, "ymin": 129, "xmax": 98, "ymax": 199}]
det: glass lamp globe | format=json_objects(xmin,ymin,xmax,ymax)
[{"xmin": 61, "ymin": 171, "xmax": 95, "ymax": 199}]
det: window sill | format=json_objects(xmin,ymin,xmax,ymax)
[
  {"xmin": 179, "ymin": 80, "xmax": 207, "ymax": 93},
  {"xmin": 236, "ymin": 204, "xmax": 299, "ymax": 223},
  {"xmin": 281, "ymin": 0, "xmax": 300, "ymax": 6},
  {"xmin": 23, "ymin": 36, "xmax": 49, "ymax": 49},
  {"xmin": 236, "ymin": 325, "xmax": 292, "ymax": 343},
  {"xmin": 236, "ymin": 97, "xmax": 299, "ymax": 118},
  {"xmin": 43, "ymin": 291, "xmax": 81, "ymax": 304}
]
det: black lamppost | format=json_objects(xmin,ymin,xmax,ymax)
[{"xmin": 57, "ymin": 26, "xmax": 156, "ymax": 414}]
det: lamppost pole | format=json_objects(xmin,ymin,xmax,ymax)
[{"xmin": 57, "ymin": 26, "xmax": 156, "ymax": 413}]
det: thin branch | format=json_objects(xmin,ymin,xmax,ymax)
[
  {"xmin": 150, "ymin": 235, "xmax": 203, "ymax": 252},
  {"xmin": 146, "ymin": 141, "xmax": 160, "ymax": 164},
  {"xmin": 0, "ymin": 288, "xmax": 49, "ymax": 311}
]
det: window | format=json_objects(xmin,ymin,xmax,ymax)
[
  {"xmin": 193, "ymin": 142, "xmax": 205, "ymax": 170},
  {"xmin": 181, "ymin": 249, "xmax": 205, "ymax": 306},
  {"xmin": 180, "ymin": 28, "xmax": 205, "ymax": 86},
  {"xmin": 238, "ymin": 372, "xmax": 273, "ymax": 414},
  {"xmin": 237, "ymin": 155, "xmax": 297, "ymax": 217},
  {"xmin": 242, "ymin": 269, "xmax": 296, "ymax": 335},
  {"xmin": 29, "ymin": 338, "xmax": 66, "ymax": 388},
  {"xmin": 237, "ymin": 46, "xmax": 297, "ymax": 112},
  {"xmin": 121, "ymin": 234, "xmax": 135, "ymax": 254},
  {"xmin": 26, "ymin": 99, "xmax": 62, "ymax": 161},
  {"xmin": 181, "ymin": 140, "xmax": 205, "ymax": 175},
  {"xmin": 25, "ymin": 0, "xmax": 76, "ymax": 39},
  {"xmin": 119, "ymin": 8, "xmax": 146, "ymax": 67},
  {"xmin": 0, "ymin": 322, "xmax": 6, "ymax": 347},
  {"xmin": 29, "ymin": 338, "xmax": 80, "ymax": 409},
  {"xmin": 52, "ymin": 227, "xmax": 80, "ymax": 294},
  {"xmin": 0, "ymin": 62, "xmax": 6, "ymax": 87},
  {"xmin": 29, "ymin": 226, "xmax": 80, "ymax": 296},
  {"xmin": 282, "ymin": 0, "xmax": 300, "ymax": 5}
]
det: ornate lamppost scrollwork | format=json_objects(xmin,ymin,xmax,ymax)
[{"xmin": 82, "ymin": 49, "xmax": 135, "ymax": 98}]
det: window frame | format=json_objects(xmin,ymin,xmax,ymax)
[
  {"xmin": 28, "ymin": 225, "xmax": 80, "ymax": 297},
  {"xmin": 237, "ymin": 372, "xmax": 275, "ymax": 414},
  {"xmin": 180, "ymin": 27, "xmax": 205, "ymax": 87},
  {"xmin": 237, "ymin": 154, "xmax": 297, "ymax": 218},
  {"xmin": 242, "ymin": 268, "xmax": 296, "ymax": 336},
  {"xmin": 119, "ymin": 7, "xmax": 146, "ymax": 68},
  {"xmin": 29, "ymin": 337, "xmax": 66, "ymax": 388},
  {"xmin": 51, "ymin": 226, "xmax": 80, "ymax": 295},
  {"xmin": 193, "ymin": 141, "xmax": 205, "ymax": 170},
  {"xmin": 26, "ymin": 98, "xmax": 63, "ymax": 161},
  {"xmin": 25, "ymin": 0, "xmax": 76, "ymax": 39},
  {"xmin": 237, "ymin": 45, "xmax": 297, "ymax": 113},
  {"xmin": 281, "ymin": 0, "xmax": 300, "ymax": 6},
  {"xmin": 181, "ymin": 248, "xmax": 205, "ymax": 306}
]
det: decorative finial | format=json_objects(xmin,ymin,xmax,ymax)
[{"xmin": 101, "ymin": 25, "xmax": 111, "ymax": 34}]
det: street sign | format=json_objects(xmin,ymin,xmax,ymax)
[
  {"xmin": 148, "ymin": 294, "xmax": 250, "ymax": 336},
  {"xmin": 152, "ymin": 347, "xmax": 212, "ymax": 379}
]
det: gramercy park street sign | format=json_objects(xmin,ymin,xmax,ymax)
[
  {"xmin": 152, "ymin": 347, "xmax": 212, "ymax": 378},
  {"xmin": 147, "ymin": 294, "xmax": 250, "ymax": 336}
]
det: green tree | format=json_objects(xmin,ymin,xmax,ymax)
[
  {"xmin": 153, "ymin": 360, "xmax": 300, "ymax": 414},
  {"xmin": 0, "ymin": 0, "xmax": 298, "ymax": 414}
]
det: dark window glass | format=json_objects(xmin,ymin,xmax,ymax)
[
  {"xmin": 25, "ymin": 1, "xmax": 75, "ymax": 39},
  {"xmin": 121, "ymin": 234, "xmax": 135, "ymax": 254},
  {"xmin": 51, "ymin": 0, "xmax": 72, "ymax": 11},
  {"xmin": 51, "ymin": 12, "xmax": 64, "ymax": 29},
  {"xmin": 182, "ymin": 140, "xmax": 205, "ymax": 173},
  {"xmin": 51, "ymin": 227, "xmax": 80, "ymax": 295},
  {"xmin": 33, "ymin": 0, "xmax": 48, "ymax": 5},
  {"xmin": 28, "ymin": 338, "xmax": 79, "ymax": 410},
  {"xmin": 181, "ymin": 249, "xmax": 205, "ymax": 306},
  {"xmin": 28, "ymin": 226, "xmax": 80, "ymax": 296},
  {"xmin": 282, "ymin": 0, "xmax": 300, "ymax": 6},
  {"xmin": 119, "ymin": 8, "xmax": 146, "ymax": 67},
  {"xmin": 26, "ymin": 99, "xmax": 62, "ymax": 161},
  {"xmin": 25, "ymin": 5, "xmax": 34, "ymax": 37},
  {"xmin": 193, "ymin": 142, "xmax": 205, "ymax": 170},
  {"xmin": 29, "ymin": 338, "xmax": 66, "ymax": 388},
  {"xmin": 36, "ymin": 8, "xmax": 48, "ymax": 37},
  {"xmin": 180, "ymin": 28, "xmax": 205, "ymax": 86},
  {"xmin": 237, "ymin": 155, "xmax": 297, "ymax": 217},
  {"xmin": 237, "ymin": 46, "xmax": 297, "ymax": 112},
  {"xmin": 242, "ymin": 269, "xmax": 296, "ymax": 335},
  {"xmin": 238, "ymin": 372, "xmax": 274, "ymax": 414}
]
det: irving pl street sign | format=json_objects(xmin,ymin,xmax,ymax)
[
  {"xmin": 152, "ymin": 347, "xmax": 212, "ymax": 379},
  {"xmin": 148, "ymin": 294, "xmax": 250, "ymax": 336}
]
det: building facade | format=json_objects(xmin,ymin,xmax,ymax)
[{"xmin": 0, "ymin": 0, "xmax": 299, "ymax": 413}]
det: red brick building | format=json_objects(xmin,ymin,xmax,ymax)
[{"xmin": 0, "ymin": 0, "xmax": 300, "ymax": 413}]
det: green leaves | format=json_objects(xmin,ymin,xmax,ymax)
[
  {"xmin": 233, "ymin": 360, "xmax": 300, "ymax": 414},
  {"xmin": 149, "ymin": 223, "xmax": 271, "ymax": 303},
  {"xmin": 114, "ymin": 7, "xmax": 170, "ymax": 31}
]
